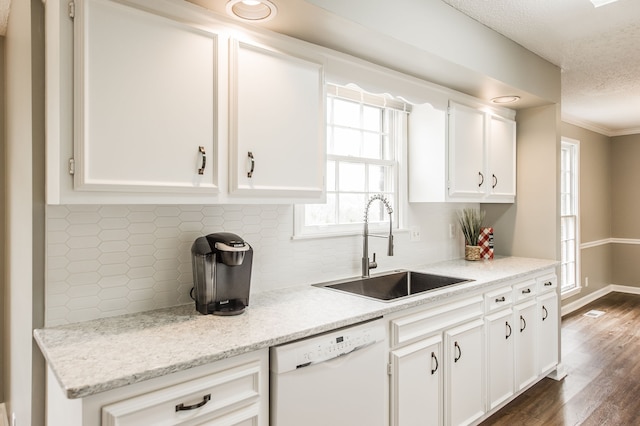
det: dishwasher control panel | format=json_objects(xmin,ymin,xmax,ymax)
[{"xmin": 270, "ymin": 319, "xmax": 385, "ymax": 374}]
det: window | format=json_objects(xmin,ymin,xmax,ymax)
[
  {"xmin": 295, "ymin": 84, "xmax": 409, "ymax": 237},
  {"xmin": 561, "ymin": 138, "xmax": 580, "ymax": 297}
]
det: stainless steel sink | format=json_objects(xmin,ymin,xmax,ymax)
[{"xmin": 313, "ymin": 270, "xmax": 473, "ymax": 302}]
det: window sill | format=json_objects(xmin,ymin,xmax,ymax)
[
  {"xmin": 561, "ymin": 286, "xmax": 582, "ymax": 300},
  {"xmin": 292, "ymin": 228, "xmax": 410, "ymax": 241}
]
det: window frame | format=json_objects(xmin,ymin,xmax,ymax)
[
  {"xmin": 560, "ymin": 137, "xmax": 581, "ymax": 299},
  {"xmin": 294, "ymin": 84, "xmax": 409, "ymax": 239}
]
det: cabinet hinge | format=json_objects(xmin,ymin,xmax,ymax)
[
  {"xmin": 387, "ymin": 363, "xmax": 392, "ymax": 376},
  {"xmin": 68, "ymin": 1, "xmax": 75, "ymax": 19},
  {"xmin": 68, "ymin": 158, "xmax": 75, "ymax": 175}
]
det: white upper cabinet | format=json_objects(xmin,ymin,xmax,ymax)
[
  {"xmin": 228, "ymin": 40, "xmax": 325, "ymax": 200},
  {"xmin": 408, "ymin": 99, "xmax": 516, "ymax": 203},
  {"xmin": 447, "ymin": 101, "xmax": 486, "ymax": 199},
  {"xmin": 487, "ymin": 114, "xmax": 517, "ymax": 200},
  {"xmin": 448, "ymin": 101, "xmax": 516, "ymax": 203},
  {"xmin": 73, "ymin": 0, "xmax": 220, "ymax": 194}
]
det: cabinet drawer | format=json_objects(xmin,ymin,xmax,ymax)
[
  {"xmin": 484, "ymin": 286, "xmax": 512, "ymax": 313},
  {"xmin": 102, "ymin": 360, "xmax": 262, "ymax": 425},
  {"xmin": 513, "ymin": 279, "xmax": 537, "ymax": 303},
  {"xmin": 390, "ymin": 296, "xmax": 483, "ymax": 348},
  {"xmin": 537, "ymin": 273, "xmax": 557, "ymax": 294}
]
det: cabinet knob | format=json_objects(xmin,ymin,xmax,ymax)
[
  {"xmin": 247, "ymin": 151, "xmax": 255, "ymax": 178},
  {"xmin": 430, "ymin": 351, "xmax": 439, "ymax": 375},
  {"xmin": 198, "ymin": 146, "xmax": 206, "ymax": 175},
  {"xmin": 520, "ymin": 315, "xmax": 527, "ymax": 332}
]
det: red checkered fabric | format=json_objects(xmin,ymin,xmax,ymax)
[{"xmin": 478, "ymin": 227, "xmax": 494, "ymax": 259}]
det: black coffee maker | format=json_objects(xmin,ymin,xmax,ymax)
[{"xmin": 191, "ymin": 232, "xmax": 253, "ymax": 315}]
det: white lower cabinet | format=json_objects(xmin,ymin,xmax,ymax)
[
  {"xmin": 538, "ymin": 289, "xmax": 559, "ymax": 374},
  {"xmin": 485, "ymin": 308, "xmax": 514, "ymax": 410},
  {"xmin": 390, "ymin": 335, "xmax": 443, "ymax": 426},
  {"xmin": 514, "ymin": 299, "xmax": 538, "ymax": 391},
  {"xmin": 444, "ymin": 319, "xmax": 485, "ymax": 426},
  {"xmin": 386, "ymin": 269, "xmax": 559, "ymax": 426},
  {"xmin": 47, "ymin": 350, "xmax": 269, "ymax": 426}
]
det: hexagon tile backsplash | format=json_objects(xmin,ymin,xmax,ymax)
[{"xmin": 46, "ymin": 203, "xmax": 462, "ymax": 326}]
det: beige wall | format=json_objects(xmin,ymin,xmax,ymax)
[
  {"xmin": 561, "ymin": 122, "xmax": 613, "ymax": 306},
  {"xmin": 484, "ymin": 104, "xmax": 561, "ymax": 262},
  {"xmin": 0, "ymin": 36, "xmax": 5, "ymax": 404},
  {"xmin": 611, "ymin": 133, "xmax": 640, "ymax": 287},
  {"xmin": 4, "ymin": 0, "xmax": 46, "ymax": 424}
]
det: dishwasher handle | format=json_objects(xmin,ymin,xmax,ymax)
[{"xmin": 296, "ymin": 339, "xmax": 378, "ymax": 369}]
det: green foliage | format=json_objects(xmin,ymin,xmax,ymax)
[{"xmin": 457, "ymin": 208, "xmax": 485, "ymax": 246}]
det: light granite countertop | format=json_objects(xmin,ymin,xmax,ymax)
[{"xmin": 34, "ymin": 256, "xmax": 558, "ymax": 399}]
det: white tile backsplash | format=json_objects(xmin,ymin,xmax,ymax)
[{"xmin": 45, "ymin": 203, "xmax": 466, "ymax": 326}]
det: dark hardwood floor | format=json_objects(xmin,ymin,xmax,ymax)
[{"xmin": 481, "ymin": 292, "xmax": 640, "ymax": 426}]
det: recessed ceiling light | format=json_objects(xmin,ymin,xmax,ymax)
[
  {"xmin": 226, "ymin": 0, "xmax": 278, "ymax": 22},
  {"xmin": 490, "ymin": 95, "xmax": 520, "ymax": 104},
  {"xmin": 589, "ymin": 0, "xmax": 619, "ymax": 7}
]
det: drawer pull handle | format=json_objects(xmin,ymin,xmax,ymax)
[
  {"xmin": 492, "ymin": 174, "xmax": 498, "ymax": 189},
  {"xmin": 522, "ymin": 288, "xmax": 532, "ymax": 294},
  {"xmin": 478, "ymin": 171, "xmax": 484, "ymax": 187},
  {"xmin": 544, "ymin": 281, "xmax": 553, "ymax": 286},
  {"xmin": 506, "ymin": 321, "xmax": 512, "ymax": 339},
  {"xmin": 542, "ymin": 305, "xmax": 548, "ymax": 321},
  {"xmin": 520, "ymin": 315, "xmax": 527, "ymax": 332},
  {"xmin": 198, "ymin": 146, "xmax": 206, "ymax": 175},
  {"xmin": 454, "ymin": 341, "xmax": 462, "ymax": 363},
  {"xmin": 431, "ymin": 351, "xmax": 439, "ymax": 375},
  {"xmin": 176, "ymin": 394, "xmax": 211, "ymax": 412},
  {"xmin": 495, "ymin": 296, "xmax": 506, "ymax": 303}
]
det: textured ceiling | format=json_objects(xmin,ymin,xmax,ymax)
[{"xmin": 440, "ymin": 0, "xmax": 640, "ymax": 135}]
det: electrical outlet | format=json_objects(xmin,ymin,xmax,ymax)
[
  {"xmin": 410, "ymin": 226, "xmax": 421, "ymax": 242},
  {"xmin": 449, "ymin": 223, "xmax": 455, "ymax": 239},
  {"xmin": 585, "ymin": 276, "xmax": 589, "ymax": 287}
]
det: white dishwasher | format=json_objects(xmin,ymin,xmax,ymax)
[{"xmin": 270, "ymin": 318, "xmax": 387, "ymax": 426}]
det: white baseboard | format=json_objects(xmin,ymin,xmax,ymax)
[{"xmin": 561, "ymin": 284, "xmax": 640, "ymax": 317}]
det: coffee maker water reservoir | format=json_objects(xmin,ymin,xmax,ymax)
[{"xmin": 191, "ymin": 232, "xmax": 253, "ymax": 315}]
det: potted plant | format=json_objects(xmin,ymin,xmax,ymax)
[{"xmin": 457, "ymin": 208, "xmax": 485, "ymax": 261}]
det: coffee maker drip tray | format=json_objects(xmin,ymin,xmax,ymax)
[{"xmin": 210, "ymin": 300, "xmax": 246, "ymax": 316}]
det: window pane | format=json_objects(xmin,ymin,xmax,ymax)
[
  {"xmin": 327, "ymin": 161, "xmax": 336, "ymax": 192},
  {"xmin": 368, "ymin": 165, "xmax": 393, "ymax": 192},
  {"xmin": 339, "ymin": 193, "xmax": 366, "ymax": 223},
  {"xmin": 362, "ymin": 132, "xmax": 382, "ymax": 159},
  {"xmin": 305, "ymin": 194, "xmax": 336, "ymax": 226},
  {"xmin": 362, "ymin": 105, "xmax": 381, "ymax": 131},
  {"xmin": 339, "ymin": 162, "xmax": 365, "ymax": 192},
  {"xmin": 333, "ymin": 98, "xmax": 360, "ymax": 128},
  {"xmin": 333, "ymin": 127, "xmax": 361, "ymax": 156}
]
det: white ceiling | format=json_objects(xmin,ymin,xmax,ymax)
[{"xmin": 440, "ymin": 0, "xmax": 640, "ymax": 136}]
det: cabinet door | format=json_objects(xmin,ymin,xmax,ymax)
[
  {"xmin": 487, "ymin": 115, "xmax": 516, "ymax": 199},
  {"xmin": 74, "ymin": 0, "xmax": 218, "ymax": 193},
  {"xmin": 514, "ymin": 300, "xmax": 538, "ymax": 391},
  {"xmin": 390, "ymin": 335, "xmax": 442, "ymax": 426},
  {"xmin": 445, "ymin": 318, "xmax": 485, "ymax": 426},
  {"xmin": 538, "ymin": 291, "xmax": 559, "ymax": 374},
  {"xmin": 485, "ymin": 309, "xmax": 514, "ymax": 411},
  {"xmin": 447, "ymin": 101, "xmax": 486, "ymax": 199},
  {"xmin": 229, "ymin": 40, "xmax": 325, "ymax": 199}
]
